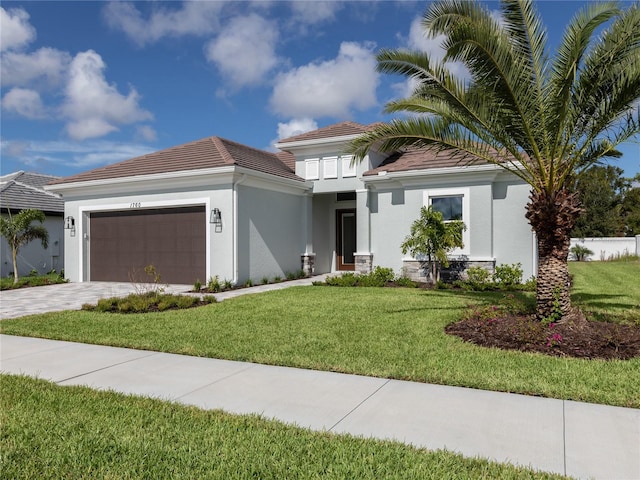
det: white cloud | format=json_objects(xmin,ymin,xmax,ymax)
[
  {"xmin": 103, "ymin": 1, "xmax": 225, "ymax": 46},
  {"xmin": 136, "ymin": 125, "xmax": 157, "ymax": 142},
  {"xmin": 0, "ymin": 7, "xmax": 36, "ymax": 52},
  {"xmin": 205, "ymin": 14, "xmax": 280, "ymax": 89},
  {"xmin": 277, "ymin": 118, "xmax": 318, "ymax": 140},
  {"xmin": 2, "ymin": 88, "xmax": 46, "ymax": 119},
  {"xmin": 289, "ymin": 2, "xmax": 343, "ymax": 25},
  {"xmin": 1, "ymin": 138, "xmax": 155, "ymax": 169},
  {"xmin": 0, "ymin": 47, "xmax": 71, "ymax": 88},
  {"xmin": 270, "ymin": 41, "xmax": 379, "ymax": 118},
  {"xmin": 61, "ymin": 50, "xmax": 153, "ymax": 140}
]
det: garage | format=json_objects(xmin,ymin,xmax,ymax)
[{"xmin": 89, "ymin": 206, "xmax": 206, "ymax": 284}]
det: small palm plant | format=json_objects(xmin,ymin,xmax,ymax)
[
  {"xmin": 401, "ymin": 206, "xmax": 466, "ymax": 283},
  {"xmin": 0, "ymin": 209, "xmax": 49, "ymax": 284}
]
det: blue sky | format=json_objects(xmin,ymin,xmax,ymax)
[{"xmin": 1, "ymin": 1, "xmax": 638, "ymax": 179}]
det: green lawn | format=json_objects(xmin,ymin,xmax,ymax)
[
  {"xmin": 569, "ymin": 260, "xmax": 640, "ymax": 323},
  {"xmin": 3, "ymin": 264, "xmax": 639, "ymax": 407},
  {"xmin": 0, "ymin": 375, "xmax": 567, "ymax": 480}
]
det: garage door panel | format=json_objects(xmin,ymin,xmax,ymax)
[{"xmin": 90, "ymin": 206, "xmax": 205, "ymax": 284}]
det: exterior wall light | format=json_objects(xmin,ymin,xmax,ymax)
[
  {"xmin": 210, "ymin": 208, "xmax": 222, "ymax": 232},
  {"xmin": 64, "ymin": 216, "xmax": 76, "ymax": 237}
]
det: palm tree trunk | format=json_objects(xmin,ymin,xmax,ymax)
[
  {"xmin": 526, "ymin": 189, "xmax": 583, "ymax": 320},
  {"xmin": 12, "ymin": 246, "xmax": 19, "ymax": 284}
]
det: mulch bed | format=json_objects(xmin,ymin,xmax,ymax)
[{"xmin": 446, "ymin": 308, "xmax": 640, "ymax": 360}]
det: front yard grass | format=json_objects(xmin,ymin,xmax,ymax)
[
  {"xmin": 0, "ymin": 375, "xmax": 567, "ymax": 480},
  {"xmin": 3, "ymin": 276, "xmax": 639, "ymax": 407}
]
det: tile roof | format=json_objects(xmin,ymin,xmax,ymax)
[
  {"xmin": 277, "ymin": 121, "xmax": 375, "ymax": 144},
  {"xmin": 49, "ymin": 136, "xmax": 302, "ymax": 185},
  {"xmin": 364, "ymin": 147, "xmax": 493, "ymax": 176},
  {"xmin": 0, "ymin": 171, "xmax": 64, "ymax": 213}
]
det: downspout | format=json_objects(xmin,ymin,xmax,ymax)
[{"xmin": 232, "ymin": 174, "xmax": 247, "ymax": 285}]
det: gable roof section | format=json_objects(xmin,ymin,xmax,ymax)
[
  {"xmin": 49, "ymin": 136, "xmax": 302, "ymax": 186},
  {"xmin": 364, "ymin": 147, "xmax": 493, "ymax": 176},
  {"xmin": 0, "ymin": 171, "xmax": 64, "ymax": 213},
  {"xmin": 277, "ymin": 121, "xmax": 375, "ymax": 145}
]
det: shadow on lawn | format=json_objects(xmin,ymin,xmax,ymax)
[{"xmin": 572, "ymin": 292, "xmax": 640, "ymax": 311}]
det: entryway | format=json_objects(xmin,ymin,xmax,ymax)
[{"xmin": 336, "ymin": 209, "xmax": 356, "ymax": 271}]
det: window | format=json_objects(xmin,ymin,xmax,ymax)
[
  {"xmin": 305, "ymin": 159, "xmax": 319, "ymax": 180},
  {"xmin": 341, "ymin": 155, "xmax": 356, "ymax": 177},
  {"xmin": 323, "ymin": 156, "xmax": 338, "ymax": 179},
  {"xmin": 337, "ymin": 192, "xmax": 356, "ymax": 202},
  {"xmin": 424, "ymin": 188, "xmax": 470, "ymax": 255},
  {"xmin": 431, "ymin": 196, "xmax": 463, "ymax": 221}
]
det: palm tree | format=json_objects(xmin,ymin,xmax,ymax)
[
  {"xmin": 401, "ymin": 206, "xmax": 466, "ymax": 283},
  {"xmin": 348, "ymin": 0, "xmax": 640, "ymax": 320},
  {"xmin": 0, "ymin": 209, "xmax": 49, "ymax": 284}
]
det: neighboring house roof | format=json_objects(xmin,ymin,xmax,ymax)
[
  {"xmin": 0, "ymin": 171, "xmax": 64, "ymax": 213},
  {"xmin": 277, "ymin": 121, "xmax": 376, "ymax": 144},
  {"xmin": 49, "ymin": 136, "xmax": 302, "ymax": 186},
  {"xmin": 364, "ymin": 147, "xmax": 494, "ymax": 176}
]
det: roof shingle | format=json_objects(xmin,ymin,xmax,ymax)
[
  {"xmin": 364, "ymin": 147, "xmax": 493, "ymax": 175},
  {"xmin": 49, "ymin": 136, "xmax": 302, "ymax": 185},
  {"xmin": 277, "ymin": 121, "xmax": 375, "ymax": 144},
  {"xmin": 0, "ymin": 171, "xmax": 64, "ymax": 213}
]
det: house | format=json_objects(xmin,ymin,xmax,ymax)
[
  {"xmin": 46, "ymin": 122, "xmax": 536, "ymax": 285},
  {"xmin": 1, "ymin": 171, "xmax": 65, "ymax": 277}
]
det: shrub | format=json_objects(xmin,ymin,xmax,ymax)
[
  {"xmin": 193, "ymin": 279, "xmax": 202, "ymax": 291},
  {"xmin": 261, "ymin": 276, "xmax": 270, "ymax": 285},
  {"xmin": 460, "ymin": 266, "xmax": 492, "ymax": 291},
  {"xmin": 222, "ymin": 279, "xmax": 233, "ymax": 290},
  {"xmin": 82, "ymin": 293, "xmax": 215, "ymax": 313},
  {"xmin": 325, "ymin": 273, "xmax": 358, "ymax": 287},
  {"xmin": 285, "ymin": 271, "xmax": 296, "ymax": 281},
  {"xmin": 296, "ymin": 269, "xmax": 306, "ymax": 279},
  {"xmin": 244, "ymin": 279, "xmax": 254, "ymax": 287},
  {"xmin": 494, "ymin": 263, "xmax": 523, "ymax": 287},
  {"xmin": 273, "ymin": 275, "xmax": 282, "ymax": 283},
  {"xmin": 394, "ymin": 276, "xmax": 417, "ymax": 288},
  {"xmin": 207, "ymin": 276, "xmax": 221, "ymax": 292}
]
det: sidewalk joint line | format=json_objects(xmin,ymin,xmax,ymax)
[
  {"xmin": 328, "ymin": 378, "xmax": 392, "ymax": 432},
  {"xmin": 176, "ymin": 364, "xmax": 257, "ymax": 400},
  {"xmin": 55, "ymin": 351, "xmax": 159, "ymax": 384}
]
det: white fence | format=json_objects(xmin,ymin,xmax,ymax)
[{"xmin": 570, "ymin": 236, "xmax": 640, "ymax": 261}]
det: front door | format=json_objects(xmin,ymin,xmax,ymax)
[{"xmin": 336, "ymin": 209, "xmax": 356, "ymax": 271}]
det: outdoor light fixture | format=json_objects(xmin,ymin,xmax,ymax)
[
  {"xmin": 210, "ymin": 208, "xmax": 222, "ymax": 232},
  {"xmin": 210, "ymin": 208, "xmax": 222, "ymax": 224},
  {"xmin": 64, "ymin": 216, "xmax": 76, "ymax": 236}
]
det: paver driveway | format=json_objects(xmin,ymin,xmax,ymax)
[{"xmin": 0, "ymin": 282, "xmax": 192, "ymax": 319}]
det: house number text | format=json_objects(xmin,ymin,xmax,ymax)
[{"xmin": 130, "ymin": 202, "xmax": 141, "ymax": 208}]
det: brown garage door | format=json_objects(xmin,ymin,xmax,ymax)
[{"xmin": 90, "ymin": 206, "xmax": 206, "ymax": 284}]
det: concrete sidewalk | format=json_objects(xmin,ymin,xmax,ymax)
[{"xmin": 1, "ymin": 334, "xmax": 638, "ymax": 480}]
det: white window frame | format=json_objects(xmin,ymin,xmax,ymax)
[
  {"xmin": 341, "ymin": 155, "xmax": 356, "ymax": 177},
  {"xmin": 323, "ymin": 156, "xmax": 338, "ymax": 179},
  {"xmin": 424, "ymin": 187, "xmax": 470, "ymax": 256},
  {"xmin": 305, "ymin": 158, "xmax": 319, "ymax": 180}
]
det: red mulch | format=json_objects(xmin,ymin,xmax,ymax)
[{"xmin": 445, "ymin": 308, "xmax": 640, "ymax": 360}]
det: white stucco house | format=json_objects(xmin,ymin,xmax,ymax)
[
  {"xmin": 46, "ymin": 122, "xmax": 536, "ymax": 285},
  {"xmin": 1, "ymin": 171, "xmax": 65, "ymax": 277}
]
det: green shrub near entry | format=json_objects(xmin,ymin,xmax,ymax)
[
  {"xmin": 321, "ymin": 267, "xmax": 411, "ymax": 288},
  {"xmin": 494, "ymin": 263, "xmax": 523, "ymax": 287}
]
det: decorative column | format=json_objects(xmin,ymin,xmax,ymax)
[
  {"xmin": 300, "ymin": 193, "xmax": 315, "ymax": 277},
  {"xmin": 354, "ymin": 188, "xmax": 373, "ymax": 274}
]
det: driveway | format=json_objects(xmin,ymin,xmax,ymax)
[
  {"xmin": 0, "ymin": 282, "xmax": 192, "ymax": 320},
  {"xmin": 0, "ymin": 274, "xmax": 331, "ymax": 320}
]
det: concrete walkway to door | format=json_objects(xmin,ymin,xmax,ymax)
[{"xmin": 0, "ymin": 275, "xmax": 332, "ymax": 320}]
